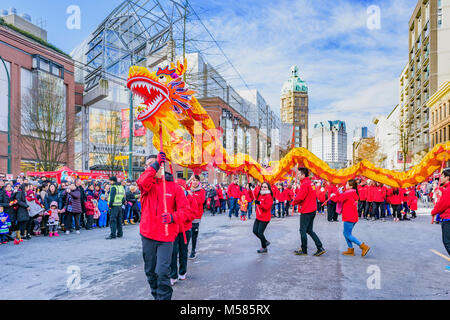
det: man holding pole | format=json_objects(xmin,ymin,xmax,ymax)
[{"xmin": 137, "ymin": 152, "xmax": 189, "ymax": 300}]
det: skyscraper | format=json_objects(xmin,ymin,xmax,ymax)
[
  {"xmin": 280, "ymin": 65, "xmax": 308, "ymax": 149},
  {"xmin": 312, "ymin": 121, "xmax": 348, "ymax": 169}
]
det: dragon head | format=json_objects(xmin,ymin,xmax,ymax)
[{"xmin": 127, "ymin": 59, "xmax": 195, "ymax": 121}]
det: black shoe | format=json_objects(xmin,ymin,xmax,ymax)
[
  {"xmin": 25, "ymin": 235, "xmax": 31, "ymax": 240},
  {"xmin": 294, "ymin": 249, "xmax": 307, "ymax": 256},
  {"xmin": 189, "ymin": 252, "xmax": 196, "ymax": 259},
  {"xmin": 266, "ymin": 241, "xmax": 271, "ymax": 247},
  {"xmin": 117, "ymin": 235, "xmax": 123, "ymax": 238},
  {"xmin": 257, "ymin": 248, "xmax": 268, "ymax": 254},
  {"xmin": 105, "ymin": 236, "xmax": 116, "ymax": 240},
  {"xmin": 313, "ymin": 248, "xmax": 326, "ymax": 256}
]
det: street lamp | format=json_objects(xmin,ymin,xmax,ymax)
[{"xmin": 0, "ymin": 55, "xmax": 11, "ymax": 174}]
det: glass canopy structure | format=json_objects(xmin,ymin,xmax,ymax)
[{"xmin": 84, "ymin": 0, "xmax": 187, "ymax": 92}]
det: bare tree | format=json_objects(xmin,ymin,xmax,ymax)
[
  {"xmin": 21, "ymin": 72, "xmax": 75, "ymax": 171},
  {"xmin": 398, "ymin": 110, "xmax": 414, "ymax": 171}
]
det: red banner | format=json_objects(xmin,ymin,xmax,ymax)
[{"xmin": 122, "ymin": 109, "xmax": 146, "ymax": 138}]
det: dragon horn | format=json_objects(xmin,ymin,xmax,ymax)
[{"xmin": 175, "ymin": 59, "xmax": 188, "ymax": 77}]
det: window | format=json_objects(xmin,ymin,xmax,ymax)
[
  {"xmin": 438, "ymin": 0, "xmax": 443, "ymax": 29},
  {"xmin": 0, "ymin": 60, "xmax": 10, "ymax": 132}
]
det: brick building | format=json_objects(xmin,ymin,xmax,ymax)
[{"xmin": 0, "ymin": 14, "xmax": 78, "ymax": 176}]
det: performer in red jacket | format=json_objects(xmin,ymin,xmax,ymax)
[
  {"xmin": 407, "ymin": 190, "xmax": 418, "ymax": 220},
  {"xmin": 137, "ymin": 152, "xmax": 189, "ymax": 300},
  {"xmin": 292, "ymin": 168, "xmax": 325, "ymax": 257},
  {"xmin": 390, "ymin": 188, "xmax": 403, "ymax": 221},
  {"xmin": 315, "ymin": 182, "xmax": 326, "ymax": 214},
  {"xmin": 326, "ymin": 182, "xmax": 338, "ymax": 222},
  {"xmin": 227, "ymin": 177, "xmax": 242, "ymax": 218},
  {"xmin": 170, "ymin": 179, "xmax": 198, "ymax": 285},
  {"xmin": 187, "ymin": 174, "xmax": 206, "ymax": 260},
  {"xmin": 357, "ymin": 179, "xmax": 368, "ymax": 218},
  {"xmin": 253, "ymin": 182, "xmax": 274, "ymax": 254},
  {"xmin": 282, "ymin": 183, "xmax": 295, "ymax": 217},
  {"xmin": 431, "ymin": 168, "xmax": 450, "ymax": 255},
  {"xmin": 332, "ymin": 180, "xmax": 370, "ymax": 257}
]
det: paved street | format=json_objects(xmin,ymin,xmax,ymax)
[{"xmin": 2, "ymin": 207, "xmax": 449, "ymax": 300}]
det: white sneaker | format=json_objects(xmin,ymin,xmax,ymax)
[
  {"xmin": 178, "ymin": 274, "xmax": 186, "ymax": 281},
  {"xmin": 170, "ymin": 278, "xmax": 178, "ymax": 286},
  {"xmin": 65, "ymin": 231, "xmax": 70, "ymax": 235},
  {"xmin": 76, "ymin": 231, "xmax": 80, "ymax": 234}
]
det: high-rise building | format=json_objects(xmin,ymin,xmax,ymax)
[
  {"xmin": 399, "ymin": 0, "xmax": 450, "ymax": 163},
  {"xmin": 428, "ymin": 81, "xmax": 450, "ymax": 147},
  {"xmin": 311, "ymin": 120, "xmax": 348, "ymax": 169},
  {"xmin": 280, "ymin": 65, "xmax": 308, "ymax": 149},
  {"xmin": 353, "ymin": 127, "xmax": 368, "ymax": 142}
]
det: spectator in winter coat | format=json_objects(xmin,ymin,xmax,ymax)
[
  {"xmin": 0, "ymin": 183, "xmax": 19, "ymax": 244},
  {"xmin": 85, "ymin": 195, "xmax": 95, "ymax": 230},
  {"xmin": 98, "ymin": 194, "xmax": 109, "ymax": 228},
  {"xmin": 0, "ymin": 206, "xmax": 11, "ymax": 244},
  {"xmin": 253, "ymin": 182, "xmax": 274, "ymax": 253},
  {"xmin": 14, "ymin": 184, "xmax": 31, "ymax": 241},
  {"xmin": 137, "ymin": 153, "xmax": 189, "ymax": 300},
  {"xmin": 65, "ymin": 183, "xmax": 82, "ymax": 235},
  {"xmin": 430, "ymin": 168, "xmax": 450, "ymax": 255},
  {"xmin": 125, "ymin": 185, "xmax": 140, "ymax": 224}
]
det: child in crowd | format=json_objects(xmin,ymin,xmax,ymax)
[
  {"xmin": 0, "ymin": 206, "xmax": 11, "ymax": 244},
  {"xmin": 46, "ymin": 201, "xmax": 60, "ymax": 237},
  {"xmin": 98, "ymin": 194, "xmax": 108, "ymax": 228},
  {"xmin": 238, "ymin": 195, "xmax": 249, "ymax": 221},
  {"xmin": 92, "ymin": 198, "xmax": 100, "ymax": 228},
  {"xmin": 84, "ymin": 195, "xmax": 95, "ymax": 230}
]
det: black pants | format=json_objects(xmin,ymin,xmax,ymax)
[
  {"xmin": 442, "ymin": 221, "xmax": 450, "ymax": 255},
  {"xmin": 170, "ymin": 230, "xmax": 191, "ymax": 279},
  {"xmin": 26, "ymin": 217, "xmax": 33, "ymax": 235},
  {"xmin": 109, "ymin": 206, "xmax": 123, "ymax": 238},
  {"xmin": 18, "ymin": 220, "xmax": 27, "ymax": 237},
  {"xmin": 65, "ymin": 212, "xmax": 80, "ymax": 231},
  {"xmin": 363, "ymin": 202, "xmax": 370, "ymax": 218},
  {"xmin": 327, "ymin": 201, "xmax": 337, "ymax": 221},
  {"xmin": 191, "ymin": 222, "xmax": 200, "ymax": 254},
  {"xmin": 141, "ymin": 236, "xmax": 173, "ymax": 300},
  {"xmin": 284, "ymin": 201, "xmax": 291, "ymax": 217},
  {"xmin": 392, "ymin": 204, "xmax": 402, "ymax": 219},
  {"xmin": 372, "ymin": 202, "xmax": 383, "ymax": 219},
  {"xmin": 86, "ymin": 215, "xmax": 94, "ymax": 229},
  {"xmin": 358, "ymin": 201, "xmax": 366, "ymax": 217},
  {"xmin": 210, "ymin": 199, "xmax": 216, "ymax": 215},
  {"xmin": 253, "ymin": 219, "xmax": 269, "ymax": 248},
  {"xmin": 299, "ymin": 212, "xmax": 323, "ymax": 253}
]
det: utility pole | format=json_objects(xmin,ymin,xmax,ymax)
[
  {"xmin": 182, "ymin": 1, "xmax": 189, "ymax": 180},
  {"xmin": 0, "ymin": 56, "xmax": 11, "ymax": 174}
]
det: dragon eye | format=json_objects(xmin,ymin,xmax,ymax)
[{"xmin": 159, "ymin": 75, "xmax": 165, "ymax": 81}]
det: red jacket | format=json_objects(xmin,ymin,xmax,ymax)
[
  {"xmin": 283, "ymin": 188, "xmax": 295, "ymax": 202},
  {"xmin": 189, "ymin": 187, "xmax": 206, "ymax": 220},
  {"xmin": 136, "ymin": 163, "xmax": 189, "ymax": 242},
  {"xmin": 407, "ymin": 192, "xmax": 418, "ymax": 211},
  {"xmin": 255, "ymin": 192, "xmax": 273, "ymax": 222},
  {"xmin": 243, "ymin": 188, "xmax": 254, "ymax": 202},
  {"xmin": 357, "ymin": 185, "xmax": 368, "ymax": 201},
  {"xmin": 179, "ymin": 193, "xmax": 198, "ymax": 233},
  {"xmin": 216, "ymin": 188, "xmax": 224, "ymax": 200},
  {"xmin": 431, "ymin": 182, "xmax": 450, "ymax": 220},
  {"xmin": 275, "ymin": 188, "xmax": 285, "ymax": 202},
  {"xmin": 227, "ymin": 183, "xmax": 241, "ymax": 199},
  {"xmin": 85, "ymin": 200, "xmax": 95, "ymax": 216},
  {"xmin": 326, "ymin": 184, "xmax": 337, "ymax": 202},
  {"xmin": 334, "ymin": 189, "xmax": 359, "ymax": 223},
  {"xmin": 389, "ymin": 191, "xmax": 402, "ymax": 205},
  {"xmin": 400, "ymin": 188, "xmax": 408, "ymax": 202},
  {"xmin": 292, "ymin": 177, "xmax": 317, "ymax": 214},
  {"xmin": 315, "ymin": 187, "xmax": 326, "ymax": 203},
  {"xmin": 372, "ymin": 186, "xmax": 387, "ymax": 203}
]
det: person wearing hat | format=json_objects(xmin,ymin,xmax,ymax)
[
  {"xmin": 431, "ymin": 167, "xmax": 450, "ymax": 255},
  {"xmin": 106, "ymin": 176, "xmax": 125, "ymax": 240},
  {"xmin": 137, "ymin": 153, "xmax": 189, "ymax": 300}
]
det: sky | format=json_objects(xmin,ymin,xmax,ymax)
[{"xmin": 1, "ymin": 0, "xmax": 418, "ymax": 139}]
